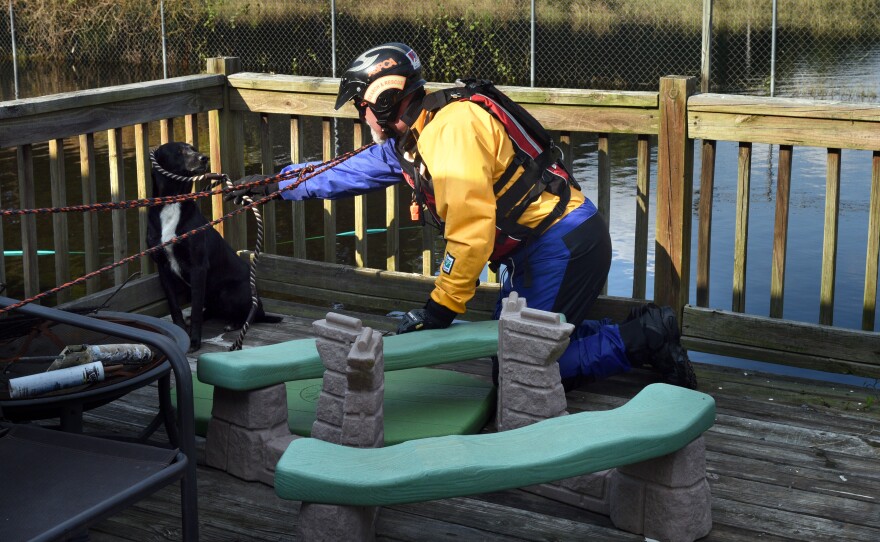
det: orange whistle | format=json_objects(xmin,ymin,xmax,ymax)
[{"xmin": 410, "ymin": 202, "xmax": 421, "ymax": 221}]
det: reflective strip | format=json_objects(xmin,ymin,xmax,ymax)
[{"xmin": 469, "ymin": 94, "xmax": 544, "ymax": 158}]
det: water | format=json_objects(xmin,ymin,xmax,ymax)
[
  {"xmin": 583, "ymin": 135, "xmax": 879, "ymax": 389},
  {"xmin": 1, "ymin": 60, "xmax": 878, "ymax": 390}
]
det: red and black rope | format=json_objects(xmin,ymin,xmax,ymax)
[{"xmin": 0, "ymin": 143, "xmax": 375, "ymax": 317}]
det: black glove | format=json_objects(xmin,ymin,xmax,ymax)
[
  {"xmin": 225, "ymin": 174, "xmax": 279, "ymax": 205},
  {"xmin": 396, "ymin": 299, "xmax": 457, "ymax": 334}
]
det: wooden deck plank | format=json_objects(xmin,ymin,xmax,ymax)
[
  {"xmin": 386, "ymin": 497, "xmax": 640, "ymax": 541},
  {"xmin": 705, "ymin": 451, "xmax": 879, "ymax": 506},
  {"xmin": 709, "ymin": 496, "xmax": 880, "ymax": 541}
]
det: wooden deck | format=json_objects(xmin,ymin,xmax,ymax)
[{"xmin": 75, "ymin": 312, "xmax": 880, "ymax": 541}]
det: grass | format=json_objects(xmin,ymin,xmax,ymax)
[{"xmin": 203, "ymin": 0, "xmax": 880, "ymax": 35}]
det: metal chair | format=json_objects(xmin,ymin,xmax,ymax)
[{"xmin": 0, "ymin": 296, "xmax": 198, "ymax": 541}]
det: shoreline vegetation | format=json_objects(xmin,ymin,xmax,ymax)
[
  {"xmin": 12, "ymin": 0, "xmax": 880, "ymax": 63},
  {"xmin": 260, "ymin": 0, "xmax": 879, "ymax": 35},
  {"xmin": 6, "ymin": 0, "xmax": 879, "ymax": 96}
]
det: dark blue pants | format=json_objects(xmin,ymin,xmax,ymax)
[{"xmin": 494, "ymin": 201, "xmax": 631, "ymax": 383}]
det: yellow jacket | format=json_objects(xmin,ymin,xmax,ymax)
[{"xmin": 408, "ymin": 99, "xmax": 585, "ymax": 314}]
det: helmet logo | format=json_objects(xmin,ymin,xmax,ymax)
[
  {"xmin": 349, "ymin": 51, "xmax": 380, "ymax": 73},
  {"xmin": 368, "ymin": 58, "xmax": 399, "ymax": 77},
  {"xmin": 363, "ymin": 75, "xmax": 406, "ymax": 104},
  {"xmin": 406, "ymin": 49, "xmax": 421, "ymax": 70}
]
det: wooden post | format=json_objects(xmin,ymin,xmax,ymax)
[
  {"xmin": 654, "ymin": 76, "xmax": 696, "ymax": 318},
  {"xmin": 0, "ymin": 159, "xmax": 4, "ymax": 289},
  {"xmin": 597, "ymin": 133, "xmax": 611, "ymax": 222},
  {"xmin": 49, "ymin": 138, "xmax": 70, "ymax": 304},
  {"xmin": 386, "ymin": 184, "xmax": 399, "ymax": 271},
  {"xmin": 696, "ymin": 139, "xmax": 716, "ymax": 307},
  {"xmin": 290, "ymin": 115, "xmax": 307, "ymax": 259},
  {"xmin": 322, "ymin": 118, "xmax": 336, "ymax": 263},
  {"xmin": 697, "ymin": 0, "xmax": 714, "ymax": 305},
  {"xmin": 633, "ymin": 134, "xmax": 651, "ymax": 300},
  {"xmin": 135, "ymin": 123, "xmax": 154, "ymax": 276},
  {"xmin": 160, "ymin": 118, "xmax": 174, "ymax": 144},
  {"xmin": 353, "ymin": 121, "xmax": 367, "ymax": 267},
  {"xmin": 17, "ymin": 144, "xmax": 39, "ymax": 299},
  {"xmin": 864, "ymin": 151, "xmax": 880, "ymax": 331},
  {"xmin": 259, "ymin": 112, "xmax": 277, "ymax": 254},
  {"xmin": 421, "ymin": 223, "xmax": 434, "ymax": 276},
  {"xmin": 108, "ymin": 127, "xmax": 128, "ymax": 286},
  {"xmin": 598, "ymin": 133, "xmax": 611, "ymax": 295},
  {"xmin": 732, "ymin": 142, "xmax": 752, "ymax": 313},
  {"xmin": 820, "ymin": 148, "xmax": 841, "ymax": 326},
  {"xmin": 229, "ymin": 78, "xmax": 246, "ymax": 252},
  {"xmin": 79, "ymin": 133, "xmax": 100, "ymax": 295},
  {"xmin": 770, "ymin": 145, "xmax": 793, "ymax": 318},
  {"xmin": 207, "ymin": 57, "xmax": 244, "ymax": 248},
  {"xmin": 185, "ymin": 114, "xmax": 199, "ymax": 149}
]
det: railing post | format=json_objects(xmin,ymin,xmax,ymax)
[
  {"xmin": 79, "ymin": 134, "xmax": 100, "ymax": 295},
  {"xmin": 17, "ymin": 145, "xmax": 38, "ymax": 298},
  {"xmin": 135, "ymin": 123, "xmax": 154, "ymax": 277},
  {"xmin": 49, "ymin": 139, "xmax": 70, "ymax": 304},
  {"xmin": 108, "ymin": 127, "xmax": 128, "ymax": 286},
  {"xmin": 207, "ymin": 57, "xmax": 245, "ymax": 249},
  {"xmin": 654, "ymin": 76, "xmax": 696, "ymax": 319}
]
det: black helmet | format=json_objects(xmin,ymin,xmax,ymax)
[{"xmin": 335, "ymin": 42, "xmax": 426, "ymax": 127}]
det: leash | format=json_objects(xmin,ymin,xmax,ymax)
[
  {"xmin": 221, "ymin": 143, "xmax": 375, "ymax": 350},
  {"xmin": 225, "ymin": 179, "xmax": 264, "ymax": 352},
  {"xmin": 0, "ymin": 144, "xmax": 377, "ymax": 346},
  {"xmin": 1, "ymin": 144, "xmax": 375, "ymax": 218},
  {"xmin": 148, "ymin": 149, "xmax": 228, "ymax": 187}
]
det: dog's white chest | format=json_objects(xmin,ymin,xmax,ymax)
[{"xmin": 160, "ymin": 204, "xmax": 186, "ymax": 282}]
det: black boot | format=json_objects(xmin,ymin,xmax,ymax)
[{"xmin": 619, "ymin": 303, "xmax": 698, "ymax": 390}]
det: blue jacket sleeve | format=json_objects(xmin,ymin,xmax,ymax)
[{"xmin": 276, "ymin": 140, "xmax": 403, "ymax": 201}]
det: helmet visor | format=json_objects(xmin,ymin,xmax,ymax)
[{"xmin": 335, "ymin": 77, "xmax": 365, "ymax": 110}]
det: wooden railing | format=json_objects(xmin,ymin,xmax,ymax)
[
  {"xmin": 219, "ymin": 65, "xmax": 664, "ymax": 292},
  {"xmin": 683, "ymin": 93, "xmax": 880, "ymax": 377},
  {"xmin": 0, "ymin": 57, "xmax": 877, "ymax": 379},
  {"xmin": 0, "ymin": 72, "xmax": 227, "ymax": 308}
]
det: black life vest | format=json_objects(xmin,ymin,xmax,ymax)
[{"xmin": 395, "ymin": 79, "xmax": 580, "ymax": 265}]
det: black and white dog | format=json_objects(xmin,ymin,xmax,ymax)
[{"xmin": 147, "ymin": 142, "xmax": 281, "ymax": 351}]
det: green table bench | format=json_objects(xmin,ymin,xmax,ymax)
[
  {"xmin": 197, "ymin": 320, "xmax": 499, "ymax": 390},
  {"xmin": 198, "ymin": 298, "xmax": 715, "ymax": 541},
  {"xmin": 197, "ymin": 317, "xmax": 505, "ymax": 485},
  {"xmin": 276, "ymin": 383, "xmax": 715, "ymax": 505},
  {"xmin": 280, "ymin": 383, "xmax": 716, "ymax": 542}
]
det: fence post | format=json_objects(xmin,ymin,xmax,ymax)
[
  {"xmin": 8, "ymin": 0, "xmax": 18, "ymax": 99},
  {"xmin": 207, "ymin": 57, "xmax": 246, "ymax": 249},
  {"xmin": 654, "ymin": 76, "xmax": 696, "ymax": 320},
  {"xmin": 700, "ymin": 0, "xmax": 713, "ymax": 93},
  {"xmin": 530, "ymin": 0, "xmax": 536, "ymax": 87}
]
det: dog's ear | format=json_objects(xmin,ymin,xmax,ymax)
[{"xmin": 152, "ymin": 143, "xmax": 172, "ymax": 168}]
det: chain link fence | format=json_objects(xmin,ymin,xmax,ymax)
[
  {"xmin": 712, "ymin": 0, "xmax": 880, "ymax": 99},
  {"xmin": 1, "ymin": 0, "xmax": 879, "ymax": 100}
]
